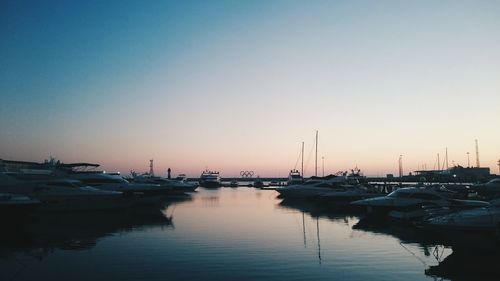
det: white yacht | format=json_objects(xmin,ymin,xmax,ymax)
[
  {"xmin": 351, "ymin": 187, "xmax": 488, "ymax": 221},
  {"xmin": 472, "ymin": 178, "xmax": 500, "ymax": 198},
  {"xmin": 132, "ymin": 174, "xmax": 198, "ymax": 193},
  {"xmin": 0, "ymin": 177, "xmax": 149, "ymax": 212},
  {"xmin": 174, "ymin": 174, "xmax": 188, "ymax": 182},
  {"xmin": 31, "ymin": 179, "xmax": 145, "ymax": 211},
  {"xmin": 421, "ymin": 198, "xmax": 500, "ymax": 234},
  {"xmin": 67, "ymin": 172, "xmax": 174, "ymax": 196},
  {"xmin": 317, "ymin": 186, "xmax": 383, "ymax": 206},
  {"xmin": 287, "ymin": 170, "xmax": 302, "ymax": 186},
  {"xmin": 277, "ymin": 176, "xmax": 350, "ymax": 199},
  {"xmin": 199, "ymin": 170, "xmax": 221, "ymax": 188}
]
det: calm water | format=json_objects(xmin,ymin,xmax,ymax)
[{"xmin": 1, "ymin": 187, "xmax": 496, "ymax": 281}]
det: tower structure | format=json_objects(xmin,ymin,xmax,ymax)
[
  {"xmin": 149, "ymin": 159, "xmax": 154, "ymax": 176},
  {"xmin": 398, "ymin": 155, "xmax": 403, "ymax": 178}
]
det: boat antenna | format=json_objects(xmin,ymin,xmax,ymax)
[
  {"xmin": 301, "ymin": 141, "xmax": 304, "ymax": 181},
  {"xmin": 475, "ymin": 139, "xmax": 480, "ymax": 168},
  {"xmin": 315, "ymin": 130, "xmax": 318, "ymax": 177}
]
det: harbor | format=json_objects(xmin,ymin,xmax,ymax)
[
  {"xmin": 1, "ymin": 157, "xmax": 500, "ymax": 280},
  {"xmin": 2, "ymin": 1, "xmax": 500, "ymax": 280},
  {"xmin": 1, "ymin": 184, "xmax": 499, "ymax": 281}
]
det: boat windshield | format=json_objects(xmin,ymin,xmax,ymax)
[{"xmin": 387, "ymin": 190, "xmax": 413, "ymax": 198}]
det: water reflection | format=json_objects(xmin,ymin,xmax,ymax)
[
  {"xmin": 2, "ymin": 188, "xmax": 499, "ymax": 281},
  {"xmin": 0, "ymin": 195, "xmax": 192, "ymax": 260},
  {"xmin": 426, "ymin": 250, "xmax": 500, "ymax": 280},
  {"xmin": 277, "ymin": 196, "xmax": 500, "ymax": 281},
  {"xmin": 277, "ymin": 198, "xmax": 362, "ymax": 224}
]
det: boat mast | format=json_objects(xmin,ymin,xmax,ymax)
[
  {"xmin": 437, "ymin": 153, "xmax": 440, "ymax": 171},
  {"xmin": 445, "ymin": 147, "xmax": 449, "ymax": 169},
  {"xmin": 315, "ymin": 130, "xmax": 318, "ymax": 177},
  {"xmin": 301, "ymin": 141, "xmax": 304, "ymax": 182}
]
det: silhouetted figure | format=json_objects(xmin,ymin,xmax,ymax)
[{"xmin": 167, "ymin": 168, "xmax": 171, "ymax": 179}]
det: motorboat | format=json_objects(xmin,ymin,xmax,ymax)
[
  {"xmin": 132, "ymin": 174, "xmax": 198, "ymax": 193},
  {"xmin": 174, "ymin": 174, "xmax": 188, "ymax": 182},
  {"xmin": 66, "ymin": 171, "xmax": 174, "ymax": 196},
  {"xmin": 32, "ymin": 179, "xmax": 148, "ymax": 211},
  {"xmin": 287, "ymin": 169, "xmax": 302, "ymax": 186},
  {"xmin": 351, "ymin": 186, "xmax": 489, "ymax": 221},
  {"xmin": 199, "ymin": 170, "xmax": 221, "ymax": 188},
  {"xmin": 229, "ymin": 180, "xmax": 239, "ymax": 187},
  {"xmin": 253, "ymin": 177, "xmax": 264, "ymax": 188},
  {"xmin": 471, "ymin": 178, "xmax": 500, "ymax": 198},
  {"xmin": 277, "ymin": 175, "xmax": 350, "ymax": 199},
  {"xmin": 1, "ymin": 178, "xmax": 155, "ymax": 212},
  {"xmin": 419, "ymin": 199, "xmax": 500, "ymax": 250},
  {"xmin": 421, "ymin": 198, "xmax": 500, "ymax": 234},
  {"xmin": 317, "ymin": 186, "xmax": 383, "ymax": 206}
]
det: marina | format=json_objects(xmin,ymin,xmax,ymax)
[
  {"xmin": 2, "ymin": 1, "xmax": 500, "ymax": 280},
  {"xmin": 1, "ymin": 186, "xmax": 495, "ymax": 281},
  {"xmin": 1, "ymin": 158, "xmax": 500, "ymax": 280}
]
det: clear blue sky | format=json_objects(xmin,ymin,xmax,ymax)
[{"xmin": 1, "ymin": 0, "xmax": 499, "ymax": 176}]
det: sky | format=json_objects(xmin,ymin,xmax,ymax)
[{"xmin": 1, "ymin": 0, "xmax": 499, "ymax": 177}]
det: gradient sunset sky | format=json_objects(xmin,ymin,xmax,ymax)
[{"xmin": 1, "ymin": 0, "xmax": 499, "ymax": 177}]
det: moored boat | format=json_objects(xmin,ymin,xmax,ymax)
[
  {"xmin": 199, "ymin": 170, "xmax": 221, "ymax": 188},
  {"xmin": 351, "ymin": 186, "xmax": 489, "ymax": 221}
]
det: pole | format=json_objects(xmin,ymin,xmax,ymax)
[
  {"xmin": 467, "ymin": 152, "xmax": 470, "ymax": 168},
  {"xmin": 398, "ymin": 155, "xmax": 403, "ymax": 179},
  {"xmin": 475, "ymin": 139, "xmax": 480, "ymax": 168}
]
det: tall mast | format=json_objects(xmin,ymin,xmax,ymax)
[
  {"xmin": 445, "ymin": 147, "xmax": 449, "ymax": 169},
  {"xmin": 301, "ymin": 141, "xmax": 304, "ymax": 181},
  {"xmin": 315, "ymin": 130, "xmax": 318, "ymax": 177},
  {"xmin": 475, "ymin": 139, "xmax": 480, "ymax": 168},
  {"xmin": 437, "ymin": 153, "xmax": 440, "ymax": 171}
]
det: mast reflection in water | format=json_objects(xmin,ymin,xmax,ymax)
[{"xmin": 1, "ymin": 188, "xmax": 496, "ymax": 281}]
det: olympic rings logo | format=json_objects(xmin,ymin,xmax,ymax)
[{"xmin": 240, "ymin": 171, "xmax": 254, "ymax": 178}]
